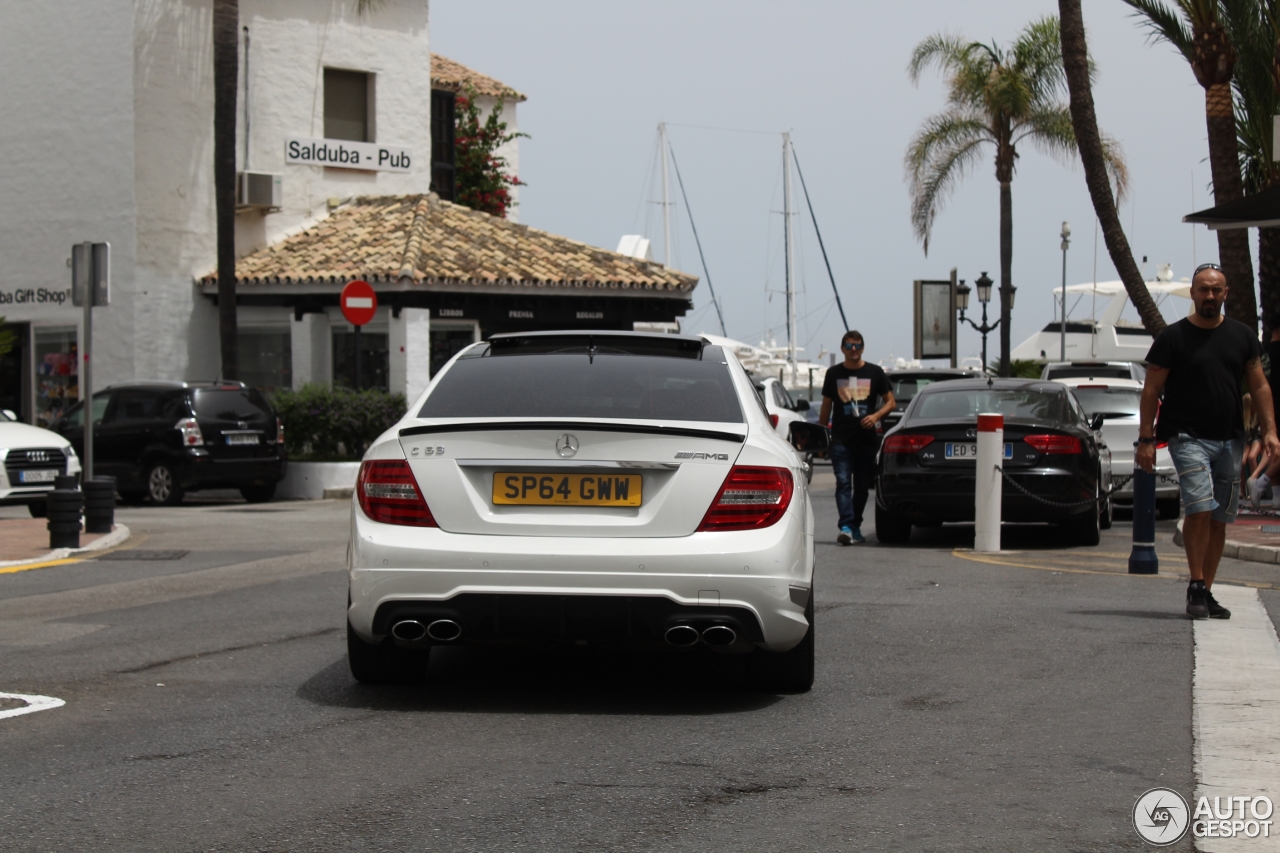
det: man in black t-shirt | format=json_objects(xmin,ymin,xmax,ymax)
[
  {"xmin": 1138, "ymin": 263, "xmax": 1279, "ymax": 619},
  {"xmin": 819, "ymin": 330, "xmax": 895, "ymax": 545}
]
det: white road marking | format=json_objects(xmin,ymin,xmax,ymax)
[
  {"xmin": 0, "ymin": 692, "xmax": 65, "ymax": 720},
  {"xmin": 1194, "ymin": 584, "xmax": 1280, "ymax": 851}
]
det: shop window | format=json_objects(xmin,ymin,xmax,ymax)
[
  {"xmin": 34, "ymin": 327, "xmax": 77, "ymax": 427},
  {"xmin": 332, "ymin": 330, "xmax": 389, "ymax": 392},
  {"xmin": 324, "ymin": 68, "xmax": 372, "ymax": 142},
  {"xmin": 238, "ymin": 330, "xmax": 293, "ymax": 393},
  {"xmin": 431, "ymin": 89, "xmax": 457, "ymax": 201},
  {"xmin": 431, "ymin": 328, "xmax": 477, "ymax": 377}
]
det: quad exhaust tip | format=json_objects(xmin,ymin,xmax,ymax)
[
  {"xmin": 701, "ymin": 625, "xmax": 737, "ymax": 647},
  {"xmin": 664, "ymin": 625, "xmax": 700, "ymax": 647},
  {"xmin": 391, "ymin": 620, "xmax": 427, "ymax": 642},
  {"xmin": 426, "ymin": 619, "xmax": 462, "ymax": 642}
]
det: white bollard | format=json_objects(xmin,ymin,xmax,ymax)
[{"xmin": 974, "ymin": 412, "xmax": 1003, "ymax": 553}]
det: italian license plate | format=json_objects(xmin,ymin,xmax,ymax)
[
  {"xmin": 492, "ymin": 473, "xmax": 642, "ymax": 506},
  {"xmin": 225, "ymin": 433, "xmax": 259, "ymax": 446},
  {"xmin": 19, "ymin": 469, "xmax": 58, "ymax": 483},
  {"xmin": 944, "ymin": 443, "xmax": 1013, "ymax": 460}
]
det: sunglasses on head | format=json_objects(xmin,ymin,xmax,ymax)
[
  {"xmin": 1194, "ymin": 263, "xmax": 1224, "ymax": 276},
  {"xmin": 843, "ymin": 341, "xmax": 864, "ymax": 350}
]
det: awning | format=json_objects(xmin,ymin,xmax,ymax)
[{"xmin": 1183, "ymin": 183, "xmax": 1280, "ymax": 230}]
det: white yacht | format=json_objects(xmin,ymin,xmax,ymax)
[{"xmin": 1012, "ymin": 278, "xmax": 1190, "ymax": 364}]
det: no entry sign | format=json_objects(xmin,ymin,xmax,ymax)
[{"xmin": 340, "ymin": 280, "xmax": 377, "ymax": 326}]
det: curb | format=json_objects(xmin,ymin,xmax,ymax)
[
  {"xmin": 0, "ymin": 523, "xmax": 131, "ymax": 569},
  {"xmin": 1174, "ymin": 518, "xmax": 1280, "ymax": 566}
]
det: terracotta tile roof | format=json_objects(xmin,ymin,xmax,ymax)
[
  {"xmin": 205, "ymin": 195, "xmax": 697, "ymax": 294},
  {"xmin": 431, "ymin": 53, "xmax": 527, "ymax": 102}
]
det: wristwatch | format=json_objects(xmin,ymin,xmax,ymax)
[{"xmin": 1136, "ymin": 437, "xmax": 1157, "ymax": 444}]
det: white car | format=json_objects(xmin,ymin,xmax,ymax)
[
  {"xmin": 346, "ymin": 332, "xmax": 823, "ymax": 689},
  {"xmin": 753, "ymin": 376, "xmax": 810, "ymax": 439},
  {"xmin": 1055, "ymin": 378, "xmax": 1180, "ymax": 518},
  {"xmin": 0, "ymin": 409, "xmax": 82, "ymax": 516}
]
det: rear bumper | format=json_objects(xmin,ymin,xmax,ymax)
[
  {"xmin": 877, "ymin": 468, "xmax": 1097, "ymax": 522},
  {"xmin": 183, "ymin": 454, "xmax": 286, "ymax": 489},
  {"xmin": 347, "ymin": 508, "xmax": 813, "ymax": 652}
]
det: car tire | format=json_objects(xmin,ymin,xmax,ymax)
[
  {"xmin": 146, "ymin": 462, "xmax": 184, "ymax": 506},
  {"xmin": 750, "ymin": 587, "xmax": 814, "ymax": 693},
  {"xmin": 874, "ymin": 503, "xmax": 912, "ymax": 544},
  {"xmin": 1063, "ymin": 485, "xmax": 1101, "ymax": 547},
  {"xmin": 27, "ymin": 501, "xmax": 47, "ymax": 519},
  {"xmin": 1099, "ymin": 472, "xmax": 1113, "ymax": 530},
  {"xmin": 1157, "ymin": 498, "xmax": 1180, "ymax": 520},
  {"xmin": 347, "ymin": 619, "xmax": 427, "ymax": 684},
  {"xmin": 239, "ymin": 483, "xmax": 276, "ymax": 504}
]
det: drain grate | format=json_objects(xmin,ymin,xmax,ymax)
[
  {"xmin": 1263, "ymin": 526, "xmax": 1280, "ymax": 534},
  {"xmin": 95, "ymin": 549, "xmax": 189, "ymax": 561}
]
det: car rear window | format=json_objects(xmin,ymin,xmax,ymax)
[
  {"xmin": 914, "ymin": 389, "xmax": 1066, "ymax": 421},
  {"xmin": 191, "ymin": 388, "xmax": 274, "ymax": 422},
  {"xmin": 419, "ymin": 354, "xmax": 744, "ymax": 422},
  {"xmin": 1071, "ymin": 388, "xmax": 1141, "ymax": 417},
  {"xmin": 1046, "ymin": 366, "xmax": 1132, "ymax": 380},
  {"xmin": 890, "ymin": 374, "xmax": 972, "ymax": 402}
]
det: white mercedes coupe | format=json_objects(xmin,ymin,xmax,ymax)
[{"xmin": 346, "ymin": 332, "xmax": 826, "ymax": 690}]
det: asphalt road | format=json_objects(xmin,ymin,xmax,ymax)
[{"xmin": 2, "ymin": 482, "xmax": 1275, "ymax": 851}]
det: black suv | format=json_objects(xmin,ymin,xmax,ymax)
[{"xmin": 51, "ymin": 381, "xmax": 287, "ymax": 505}]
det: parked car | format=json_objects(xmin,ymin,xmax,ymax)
[
  {"xmin": 345, "ymin": 331, "xmax": 829, "ymax": 689},
  {"xmin": 875, "ymin": 378, "xmax": 1112, "ymax": 545},
  {"xmin": 751, "ymin": 375, "xmax": 811, "ymax": 438},
  {"xmin": 50, "ymin": 381, "xmax": 286, "ymax": 506},
  {"xmin": 0, "ymin": 409, "xmax": 82, "ymax": 517},
  {"xmin": 1041, "ymin": 360, "xmax": 1145, "ymax": 383},
  {"xmin": 883, "ymin": 368, "xmax": 983, "ymax": 432},
  {"xmin": 1054, "ymin": 377, "xmax": 1180, "ymax": 519}
]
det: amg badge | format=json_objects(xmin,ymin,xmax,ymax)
[{"xmin": 674, "ymin": 451, "xmax": 730, "ymax": 460}]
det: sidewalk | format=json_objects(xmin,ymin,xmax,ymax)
[
  {"xmin": 0, "ymin": 518, "xmax": 131, "ymax": 568},
  {"xmin": 1217, "ymin": 513, "xmax": 1280, "ymax": 565}
]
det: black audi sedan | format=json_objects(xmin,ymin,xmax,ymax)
[{"xmin": 874, "ymin": 378, "xmax": 1111, "ymax": 546}]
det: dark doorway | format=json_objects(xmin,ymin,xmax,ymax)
[
  {"xmin": 0, "ymin": 322, "xmax": 29, "ymax": 422},
  {"xmin": 332, "ymin": 329, "xmax": 389, "ymax": 392}
]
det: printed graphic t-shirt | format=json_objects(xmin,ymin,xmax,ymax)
[
  {"xmin": 821, "ymin": 362, "xmax": 891, "ymax": 446},
  {"xmin": 1145, "ymin": 317, "xmax": 1261, "ymax": 441}
]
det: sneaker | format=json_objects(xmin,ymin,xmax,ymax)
[
  {"xmin": 1249, "ymin": 478, "xmax": 1265, "ymax": 510},
  {"xmin": 837, "ymin": 527, "xmax": 853, "ymax": 546},
  {"xmin": 849, "ymin": 527, "xmax": 866, "ymax": 544},
  {"xmin": 1205, "ymin": 589, "xmax": 1231, "ymax": 619},
  {"xmin": 1187, "ymin": 583, "xmax": 1209, "ymax": 619}
]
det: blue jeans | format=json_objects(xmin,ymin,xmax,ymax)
[
  {"xmin": 1166, "ymin": 434, "xmax": 1242, "ymax": 523},
  {"xmin": 830, "ymin": 442, "xmax": 878, "ymax": 530}
]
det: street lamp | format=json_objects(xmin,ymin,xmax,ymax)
[
  {"xmin": 958, "ymin": 270, "xmax": 1000, "ymax": 372},
  {"xmin": 1060, "ymin": 221, "xmax": 1071, "ymax": 361}
]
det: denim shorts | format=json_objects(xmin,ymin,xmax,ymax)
[{"xmin": 1166, "ymin": 434, "xmax": 1242, "ymax": 523}]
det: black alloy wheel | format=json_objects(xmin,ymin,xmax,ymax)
[
  {"xmin": 146, "ymin": 462, "xmax": 184, "ymax": 506},
  {"xmin": 874, "ymin": 502, "xmax": 912, "ymax": 544},
  {"xmin": 1062, "ymin": 480, "xmax": 1101, "ymax": 547},
  {"xmin": 1099, "ymin": 468, "xmax": 1113, "ymax": 530}
]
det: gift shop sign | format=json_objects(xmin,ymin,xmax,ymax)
[
  {"xmin": 285, "ymin": 137, "xmax": 412, "ymax": 172},
  {"xmin": 0, "ymin": 287, "xmax": 72, "ymax": 306}
]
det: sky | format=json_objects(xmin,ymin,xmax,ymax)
[{"xmin": 430, "ymin": 0, "xmax": 1219, "ymax": 367}]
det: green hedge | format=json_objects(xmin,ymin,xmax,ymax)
[{"xmin": 271, "ymin": 384, "xmax": 408, "ymax": 461}]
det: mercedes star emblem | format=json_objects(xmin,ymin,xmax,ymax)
[{"xmin": 556, "ymin": 434, "xmax": 579, "ymax": 458}]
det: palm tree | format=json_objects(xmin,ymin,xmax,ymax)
[
  {"xmin": 213, "ymin": 0, "xmax": 238, "ymax": 379},
  {"xmin": 906, "ymin": 17, "xmax": 1128, "ymax": 376},
  {"xmin": 1058, "ymin": 0, "xmax": 1166, "ymax": 336},
  {"xmin": 1122, "ymin": 0, "xmax": 1259, "ymax": 332}
]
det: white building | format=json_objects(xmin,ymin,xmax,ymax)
[{"xmin": 0, "ymin": 0, "xmax": 693, "ymax": 425}]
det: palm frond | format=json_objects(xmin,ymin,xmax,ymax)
[
  {"xmin": 1099, "ymin": 133, "xmax": 1132, "ymax": 201},
  {"xmin": 908, "ymin": 32, "xmax": 971, "ymax": 85},
  {"xmin": 906, "ymin": 119, "xmax": 990, "ymax": 254},
  {"xmin": 1121, "ymin": 0, "xmax": 1196, "ymax": 61},
  {"xmin": 905, "ymin": 110, "xmax": 990, "ymax": 178},
  {"xmin": 1014, "ymin": 105, "xmax": 1077, "ymax": 165}
]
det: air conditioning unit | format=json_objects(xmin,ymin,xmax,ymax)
[{"xmin": 237, "ymin": 171, "xmax": 282, "ymax": 209}]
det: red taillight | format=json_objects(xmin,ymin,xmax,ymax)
[
  {"xmin": 1023, "ymin": 434, "xmax": 1082, "ymax": 454},
  {"xmin": 697, "ymin": 466, "xmax": 794, "ymax": 532},
  {"xmin": 356, "ymin": 460, "xmax": 436, "ymax": 526},
  {"xmin": 883, "ymin": 433, "xmax": 934, "ymax": 454},
  {"xmin": 769, "ymin": 414, "xmax": 779, "ymax": 428}
]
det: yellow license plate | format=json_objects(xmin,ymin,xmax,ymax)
[{"xmin": 492, "ymin": 472, "xmax": 642, "ymax": 506}]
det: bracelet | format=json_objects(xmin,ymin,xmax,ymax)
[{"xmin": 1137, "ymin": 437, "xmax": 1157, "ymax": 444}]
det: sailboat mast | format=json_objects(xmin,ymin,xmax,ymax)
[
  {"xmin": 659, "ymin": 122, "xmax": 672, "ymax": 267},
  {"xmin": 782, "ymin": 132, "xmax": 797, "ymax": 374}
]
